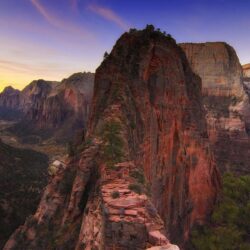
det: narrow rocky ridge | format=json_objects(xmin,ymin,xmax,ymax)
[{"xmin": 4, "ymin": 28, "xmax": 220, "ymax": 250}]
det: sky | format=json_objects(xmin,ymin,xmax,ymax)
[{"xmin": 0, "ymin": 0, "xmax": 250, "ymax": 92}]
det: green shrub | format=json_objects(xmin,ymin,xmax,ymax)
[
  {"xmin": 101, "ymin": 120, "xmax": 124, "ymax": 166},
  {"xmin": 76, "ymin": 138, "xmax": 93, "ymax": 154},
  {"xmin": 130, "ymin": 169, "xmax": 145, "ymax": 184},
  {"xmin": 146, "ymin": 24, "xmax": 155, "ymax": 32},
  {"xmin": 104, "ymin": 51, "xmax": 109, "ymax": 59},
  {"xmin": 67, "ymin": 142, "xmax": 76, "ymax": 157},
  {"xmin": 128, "ymin": 183, "xmax": 142, "ymax": 195},
  {"xmin": 130, "ymin": 121, "xmax": 136, "ymax": 129},
  {"xmin": 190, "ymin": 173, "xmax": 250, "ymax": 250},
  {"xmin": 58, "ymin": 170, "xmax": 76, "ymax": 195},
  {"xmin": 111, "ymin": 191, "xmax": 120, "ymax": 199}
]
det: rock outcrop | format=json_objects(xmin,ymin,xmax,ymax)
[
  {"xmin": 0, "ymin": 86, "xmax": 20, "ymax": 109},
  {"xmin": 0, "ymin": 87, "xmax": 22, "ymax": 120},
  {"xmin": 180, "ymin": 43, "xmax": 250, "ymax": 174},
  {"xmin": 20, "ymin": 73, "xmax": 94, "ymax": 129},
  {"xmin": 243, "ymin": 64, "xmax": 250, "ymax": 98},
  {"xmin": 19, "ymin": 79, "xmax": 58, "ymax": 123},
  {"xmin": 4, "ymin": 28, "xmax": 219, "ymax": 249},
  {"xmin": 243, "ymin": 64, "xmax": 250, "ymax": 77}
]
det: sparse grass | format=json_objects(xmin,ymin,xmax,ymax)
[{"xmin": 128, "ymin": 183, "xmax": 142, "ymax": 195}]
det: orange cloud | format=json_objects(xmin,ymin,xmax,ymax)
[
  {"xmin": 30, "ymin": 0, "xmax": 91, "ymax": 37},
  {"xmin": 88, "ymin": 4, "xmax": 129, "ymax": 30}
]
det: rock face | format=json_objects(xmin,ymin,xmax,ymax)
[
  {"xmin": 4, "ymin": 28, "xmax": 219, "ymax": 249},
  {"xmin": 243, "ymin": 64, "xmax": 250, "ymax": 99},
  {"xmin": 0, "ymin": 87, "xmax": 22, "ymax": 120},
  {"xmin": 243, "ymin": 64, "xmax": 250, "ymax": 77},
  {"xmin": 0, "ymin": 72, "xmax": 94, "ymax": 142},
  {"xmin": 20, "ymin": 73, "xmax": 94, "ymax": 129},
  {"xmin": 19, "ymin": 79, "xmax": 58, "ymax": 123},
  {"xmin": 180, "ymin": 43, "xmax": 250, "ymax": 174},
  {"xmin": 0, "ymin": 86, "xmax": 20, "ymax": 109},
  {"xmin": 180, "ymin": 43, "xmax": 244, "ymax": 97}
]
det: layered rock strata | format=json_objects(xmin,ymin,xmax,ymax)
[
  {"xmin": 0, "ymin": 86, "xmax": 20, "ymax": 109},
  {"xmin": 4, "ymin": 28, "xmax": 219, "ymax": 249},
  {"xmin": 0, "ymin": 73, "xmax": 94, "ymax": 128},
  {"xmin": 243, "ymin": 64, "xmax": 250, "ymax": 77},
  {"xmin": 0, "ymin": 72, "xmax": 94, "ymax": 141},
  {"xmin": 243, "ymin": 64, "xmax": 250, "ymax": 99},
  {"xmin": 180, "ymin": 43, "xmax": 250, "ymax": 173}
]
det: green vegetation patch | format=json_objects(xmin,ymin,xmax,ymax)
[
  {"xmin": 111, "ymin": 191, "xmax": 120, "ymax": 199},
  {"xmin": 130, "ymin": 169, "xmax": 145, "ymax": 185},
  {"xmin": 58, "ymin": 169, "xmax": 76, "ymax": 195},
  {"xmin": 190, "ymin": 173, "xmax": 250, "ymax": 250},
  {"xmin": 0, "ymin": 140, "xmax": 49, "ymax": 248},
  {"xmin": 128, "ymin": 183, "xmax": 142, "ymax": 195},
  {"xmin": 101, "ymin": 119, "xmax": 124, "ymax": 167}
]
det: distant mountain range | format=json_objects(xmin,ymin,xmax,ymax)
[{"xmin": 0, "ymin": 72, "xmax": 94, "ymax": 144}]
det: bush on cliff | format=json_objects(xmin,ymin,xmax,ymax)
[
  {"xmin": 101, "ymin": 120, "xmax": 124, "ymax": 167},
  {"xmin": 190, "ymin": 173, "xmax": 250, "ymax": 250}
]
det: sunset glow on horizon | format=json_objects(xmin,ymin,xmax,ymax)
[{"xmin": 1, "ymin": 0, "xmax": 250, "ymax": 92}]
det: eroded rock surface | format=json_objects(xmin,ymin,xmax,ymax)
[
  {"xmin": 0, "ymin": 86, "xmax": 20, "ymax": 110},
  {"xmin": 0, "ymin": 72, "xmax": 94, "ymax": 142},
  {"xmin": 180, "ymin": 43, "xmax": 250, "ymax": 174},
  {"xmin": 4, "ymin": 28, "xmax": 219, "ymax": 249},
  {"xmin": 243, "ymin": 64, "xmax": 250, "ymax": 99},
  {"xmin": 243, "ymin": 64, "xmax": 250, "ymax": 77}
]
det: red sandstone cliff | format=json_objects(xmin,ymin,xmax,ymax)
[
  {"xmin": 243, "ymin": 64, "xmax": 250, "ymax": 77},
  {"xmin": 4, "ymin": 28, "xmax": 219, "ymax": 250},
  {"xmin": 243, "ymin": 64, "xmax": 250, "ymax": 99},
  {"xmin": 0, "ymin": 86, "xmax": 20, "ymax": 110},
  {"xmin": 19, "ymin": 72, "xmax": 94, "ymax": 129},
  {"xmin": 0, "ymin": 72, "xmax": 94, "ymax": 142},
  {"xmin": 180, "ymin": 43, "xmax": 250, "ymax": 174}
]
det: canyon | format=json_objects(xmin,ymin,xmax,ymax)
[
  {"xmin": 0, "ymin": 72, "xmax": 94, "ymax": 248},
  {"xmin": 0, "ymin": 72, "xmax": 94, "ymax": 144},
  {"xmin": 0, "ymin": 139, "xmax": 49, "ymax": 249},
  {"xmin": 0, "ymin": 27, "xmax": 249, "ymax": 249},
  {"xmin": 3, "ymin": 27, "xmax": 220, "ymax": 250}
]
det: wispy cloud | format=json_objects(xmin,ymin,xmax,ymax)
[
  {"xmin": 87, "ymin": 4, "xmax": 129, "ymax": 30},
  {"xmin": 0, "ymin": 60, "xmax": 70, "ymax": 74},
  {"xmin": 30, "ymin": 0, "xmax": 61, "ymax": 28},
  {"xmin": 30, "ymin": 0, "xmax": 91, "ymax": 37}
]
